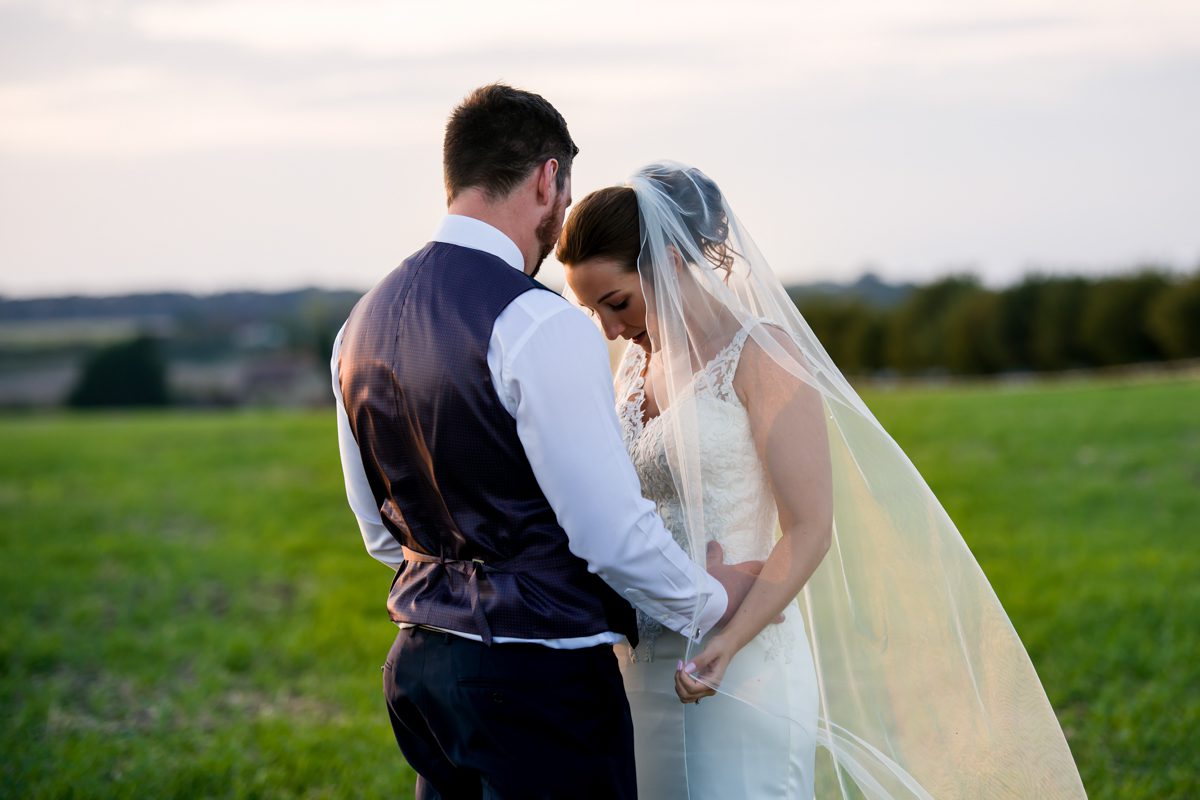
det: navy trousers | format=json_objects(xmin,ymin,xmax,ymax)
[{"xmin": 382, "ymin": 626, "xmax": 638, "ymax": 799}]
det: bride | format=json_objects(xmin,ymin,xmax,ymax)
[{"xmin": 556, "ymin": 163, "xmax": 1087, "ymax": 799}]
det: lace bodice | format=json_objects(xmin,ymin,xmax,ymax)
[{"xmin": 616, "ymin": 329, "xmax": 796, "ymax": 662}]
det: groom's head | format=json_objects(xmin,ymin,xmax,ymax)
[{"xmin": 444, "ymin": 84, "xmax": 578, "ymax": 275}]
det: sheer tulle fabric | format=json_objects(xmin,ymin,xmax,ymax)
[{"xmin": 618, "ymin": 162, "xmax": 1086, "ymax": 799}]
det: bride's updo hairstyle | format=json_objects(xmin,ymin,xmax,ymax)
[
  {"xmin": 555, "ymin": 186, "xmax": 640, "ymax": 269},
  {"xmin": 556, "ymin": 165, "xmax": 735, "ymax": 279}
]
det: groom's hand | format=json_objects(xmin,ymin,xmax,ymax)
[{"xmin": 706, "ymin": 540, "xmax": 765, "ymax": 629}]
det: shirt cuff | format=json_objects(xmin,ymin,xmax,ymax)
[
  {"xmin": 687, "ymin": 578, "xmax": 728, "ymax": 641},
  {"xmin": 622, "ymin": 575, "xmax": 729, "ymax": 643}
]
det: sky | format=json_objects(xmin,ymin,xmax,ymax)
[{"xmin": 1, "ymin": 0, "xmax": 1198, "ymax": 297}]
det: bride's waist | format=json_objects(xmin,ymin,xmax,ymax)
[{"xmin": 658, "ymin": 525, "xmax": 778, "ymax": 563}]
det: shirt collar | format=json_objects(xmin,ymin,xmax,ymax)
[{"xmin": 432, "ymin": 215, "xmax": 525, "ymax": 273}]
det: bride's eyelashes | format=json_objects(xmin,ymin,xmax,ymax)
[{"xmin": 609, "ymin": 299, "xmax": 629, "ymax": 312}]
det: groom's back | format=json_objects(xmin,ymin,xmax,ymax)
[{"xmin": 336, "ymin": 241, "xmax": 635, "ymax": 643}]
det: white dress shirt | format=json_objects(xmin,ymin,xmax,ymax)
[{"xmin": 332, "ymin": 214, "xmax": 728, "ymax": 648}]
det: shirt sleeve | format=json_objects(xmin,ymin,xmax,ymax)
[
  {"xmin": 331, "ymin": 324, "xmax": 406, "ymax": 570},
  {"xmin": 490, "ymin": 292, "xmax": 728, "ymax": 639}
]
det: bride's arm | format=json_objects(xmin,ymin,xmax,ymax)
[{"xmin": 676, "ymin": 327, "xmax": 833, "ymax": 701}]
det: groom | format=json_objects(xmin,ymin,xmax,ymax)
[{"xmin": 332, "ymin": 84, "xmax": 750, "ymax": 799}]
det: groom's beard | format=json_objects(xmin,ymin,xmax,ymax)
[{"xmin": 531, "ymin": 197, "xmax": 566, "ymax": 279}]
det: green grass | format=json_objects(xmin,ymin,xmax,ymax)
[
  {"xmin": 1, "ymin": 375, "xmax": 1197, "ymax": 798},
  {"xmin": 865, "ymin": 376, "xmax": 1200, "ymax": 798},
  {"xmin": 0, "ymin": 412, "xmax": 409, "ymax": 798}
]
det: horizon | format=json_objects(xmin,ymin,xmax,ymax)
[
  {"xmin": 2, "ymin": 1, "xmax": 1198, "ymax": 298},
  {"xmin": 5, "ymin": 261, "xmax": 1199, "ymax": 305}
]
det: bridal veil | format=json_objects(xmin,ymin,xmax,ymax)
[{"xmin": 618, "ymin": 161, "xmax": 1086, "ymax": 799}]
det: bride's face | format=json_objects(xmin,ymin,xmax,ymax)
[{"xmin": 565, "ymin": 257, "xmax": 653, "ymax": 352}]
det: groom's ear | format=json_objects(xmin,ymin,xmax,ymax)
[{"xmin": 534, "ymin": 158, "xmax": 560, "ymax": 206}]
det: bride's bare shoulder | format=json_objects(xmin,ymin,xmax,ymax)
[{"xmin": 732, "ymin": 322, "xmax": 815, "ymax": 405}]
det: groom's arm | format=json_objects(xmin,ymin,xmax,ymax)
[
  {"xmin": 330, "ymin": 323, "xmax": 406, "ymax": 570},
  {"xmin": 491, "ymin": 291, "xmax": 728, "ymax": 640}
]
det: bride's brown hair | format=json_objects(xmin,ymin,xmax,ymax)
[
  {"xmin": 556, "ymin": 170, "xmax": 735, "ymax": 277},
  {"xmin": 555, "ymin": 186, "xmax": 640, "ymax": 269}
]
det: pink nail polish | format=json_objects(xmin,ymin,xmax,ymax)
[
  {"xmin": 683, "ymin": 662, "xmax": 697, "ymax": 675},
  {"xmin": 676, "ymin": 660, "xmax": 683, "ymax": 671}
]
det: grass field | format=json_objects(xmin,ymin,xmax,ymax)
[{"xmin": 1, "ymin": 375, "xmax": 1197, "ymax": 798}]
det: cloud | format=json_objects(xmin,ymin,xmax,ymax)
[
  {"xmin": 124, "ymin": 0, "xmax": 1200, "ymax": 66},
  {"xmin": 3, "ymin": 0, "xmax": 1198, "ymax": 157},
  {"xmin": 0, "ymin": 0, "xmax": 1197, "ymax": 294}
]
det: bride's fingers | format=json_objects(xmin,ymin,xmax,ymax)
[
  {"xmin": 675, "ymin": 660, "xmax": 718, "ymax": 702},
  {"xmin": 674, "ymin": 671, "xmax": 693, "ymax": 702},
  {"xmin": 674, "ymin": 664, "xmax": 698, "ymax": 700},
  {"xmin": 674, "ymin": 669, "xmax": 713, "ymax": 703},
  {"xmin": 673, "ymin": 669, "xmax": 692, "ymax": 701}
]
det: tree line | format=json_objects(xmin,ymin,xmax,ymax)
[
  {"xmin": 792, "ymin": 268, "xmax": 1200, "ymax": 377},
  {"xmin": 58, "ymin": 266, "xmax": 1200, "ymax": 407}
]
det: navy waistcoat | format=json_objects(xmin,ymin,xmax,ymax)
[{"xmin": 337, "ymin": 241, "xmax": 637, "ymax": 645}]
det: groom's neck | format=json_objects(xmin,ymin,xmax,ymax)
[{"xmin": 448, "ymin": 188, "xmax": 536, "ymax": 275}]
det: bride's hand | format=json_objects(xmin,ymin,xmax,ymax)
[{"xmin": 674, "ymin": 636, "xmax": 737, "ymax": 704}]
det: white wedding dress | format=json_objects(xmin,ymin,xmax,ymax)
[{"xmin": 613, "ymin": 330, "xmax": 820, "ymax": 800}]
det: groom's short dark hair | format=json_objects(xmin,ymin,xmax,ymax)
[{"xmin": 444, "ymin": 84, "xmax": 579, "ymax": 203}]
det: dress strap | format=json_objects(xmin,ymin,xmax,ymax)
[{"xmin": 703, "ymin": 326, "xmax": 754, "ymax": 403}]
